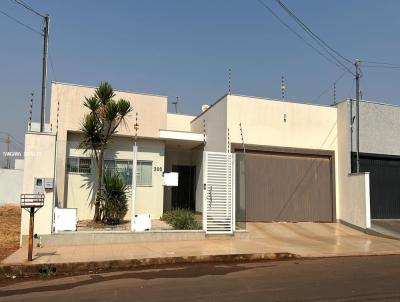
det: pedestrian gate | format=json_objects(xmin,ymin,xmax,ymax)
[{"xmin": 203, "ymin": 151, "xmax": 235, "ymax": 234}]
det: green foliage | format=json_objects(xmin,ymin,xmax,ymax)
[
  {"xmin": 79, "ymin": 82, "xmax": 133, "ymax": 221},
  {"xmin": 161, "ymin": 209, "xmax": 202, "ymax": 230},
  {"xmin": 95, "ymin": 81, "xmax": 115, "ymax": 105},
  {"xmin": 100, "ymin": 173, "xmax": 129, "ymax": 225}
]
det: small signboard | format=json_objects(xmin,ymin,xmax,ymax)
[{"xmin": 163, "ymin": 172, "xmax": 179, "ymax": 187}]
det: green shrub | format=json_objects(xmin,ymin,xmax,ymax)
[
  {"xmin": 161, "ymin": 209, "xmax": 202, "ymax": 230},
  {"xmin": 100, "ymin": 173, "xmax": 129, "ymax": 224}
]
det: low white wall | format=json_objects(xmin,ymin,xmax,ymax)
[
  {"xmin": 0, "ymin": 168, "xmax": 23, "ymax": 204},
  {"xmin": 339, "ymin": 173, "xmax": 371, "ymax": 229}
]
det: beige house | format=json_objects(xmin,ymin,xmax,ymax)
[{"xmin": 20, "ymin": 82, "xmax": 371, "ymax": 239}]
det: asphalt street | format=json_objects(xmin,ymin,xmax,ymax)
[{"xmin": 1, "ymin": 255, "xmax": 400, "ymax": 302}]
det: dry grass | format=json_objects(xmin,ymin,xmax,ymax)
[{"xmin": 0, "ymin": 204, "xmax": 21, "ymax": 261}]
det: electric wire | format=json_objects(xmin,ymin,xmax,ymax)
[
  {"xmin": 273, "ymin": 0, "xmax": 354, "ymax": 75},
  {"xmin": 313, "ymin": 70, "xmax": 348, "ymax": 102},
  {"xmin": 12, "ymin": 0, "xmax": 45, "ymax": 18},
  {"xmin": 275, "ymin": 0, "xmax": 352, "ymax": 64},
  {"xmin": 362, "ymin": 60, "xmax": 400, "ymax": 67},
  {"xmin": 256, "ymin": 0, "xmax": 352, "ymax": 74},
  {"xmin": 0, "ymin": 8, "xmax": 42, "ymax": 35}
]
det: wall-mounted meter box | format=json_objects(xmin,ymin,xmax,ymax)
[
  {"xmin": 34, "ymin": 178, "xmax": 44, "ymax": 195},
  {"xmin": 44, "ymin": 178, "xmax": 54, "ymax": 189}
]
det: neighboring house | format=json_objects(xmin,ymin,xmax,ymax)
[
  {"xmin": 21, "ymin": 81, "xmax": 384, "ymax": 239},
  {"xmin": 0, "ymin": 159, "xmax": 24, "ymax": 205},
  {"xmin": 338, "ymin": 100, "xmax": 400, "ymax": 220}
]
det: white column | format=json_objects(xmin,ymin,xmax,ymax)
[{"xmin": 130, "ymin": 145, "xmax": 138, "ymax": 232}]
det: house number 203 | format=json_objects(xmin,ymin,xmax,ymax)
[{"xmin": 154, "ymin": 166, "xmax": 162, "ymax": 172}]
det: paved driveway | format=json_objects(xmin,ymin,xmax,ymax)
[
  {"xmin": 245, "ymin": 222, "xmax": 400, "ymax": 257},
  {"xmin": 371, "ymin": 219, "xmax": 400, "ymax": 239},
  {"xmin": 3, "ymin": 223, "xmax": 400, "ymax": 266}
]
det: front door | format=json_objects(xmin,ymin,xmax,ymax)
[{"xmin": 171, "ymin": 165, "xmax": 196, "ymax": 210}]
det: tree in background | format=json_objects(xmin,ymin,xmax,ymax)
[{"xmin": 80, "ymin": 82, "xmax": 132, "ymax": 221}]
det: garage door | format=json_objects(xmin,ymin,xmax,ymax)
[
  {"xmin": 355, "ymin": 154, "xmax": 400, "ymax": 219},
  {"xmin": 245, "ymin": 152, "xmax": 334, "ymax": 222}
]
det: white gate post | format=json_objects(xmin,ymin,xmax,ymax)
[{"xmin": 202, "ymin": 151, "xmax": 207, "ymax": 232}]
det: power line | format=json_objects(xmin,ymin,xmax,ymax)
[
  {"xmin": 362, "ymin": 60, "xmax": 400, "ymax": 67},
  {"xmin": 0, "ymin": 131, "xmax": 24, "ymax": 147},
  {"xmin": 363, "ymin": 64, "xmax": 400, "ymax": 69},
  {"xmin": 313, "ymin": 70, "xmax": 348, "ymax": 102},
  {"xmin": 12, "ymin": 0, "xmax": 45, "ymax": 18},
  {"xmin": 275, "ymin": 0, "xmax": 352, "ymax": 64},
  {"xmin": 0, "ymin": 8, "xmax": 42, "ymax": 35},
  {"xmin": 273, "ymin": 0, "xmax": 354, "ymax": 75},
  {"xmin": 256, "ymin": 0, "xmax": 352, "ymax": 74}
]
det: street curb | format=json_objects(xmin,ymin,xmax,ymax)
[{"xmin": 0, "ymin": 252, "xmax": 298, "ymax": 279}]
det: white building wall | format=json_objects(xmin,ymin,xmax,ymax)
[
  {"xmin": 65, "ymin": 134, "xmax": 165, "ymax": 220},
  {"xmin": 20, "ymin": 132, "xmax": 56, "ymax": 238},
  {"xmin": 191, "ymin": 96, "xmax": 228, "ymax": 211},
  {"xmin": 191, "ymin": 96, "xmax": 228, "ymax": 152}
]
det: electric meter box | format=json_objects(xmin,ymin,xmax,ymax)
[{"xmin": 44, "ymin": 178, "xmax": 54, "ymax": 189}]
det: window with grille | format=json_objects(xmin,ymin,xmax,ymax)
[
  {"xmin": 104, "ymin": 159, "xmax": 152, "ymax": 186},
  {"xmin": 67, "ymin": 157, "xmax": 91, "ymax": 174},
  {"xmin": 79, "ymin": 158, "xmax": 92, "ymax": 173}
]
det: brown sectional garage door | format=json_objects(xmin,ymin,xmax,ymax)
[{"xmin": 245, "ymin": 152, "xmax": 334, "ymax": 222}]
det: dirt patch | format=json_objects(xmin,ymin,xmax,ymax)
[
  {"xmin": 77, "ymin": 220, "xmax": 130, "ymax": 231},
  {"xmin": 0, "ymin": 205, "xmax": 21, "ymax": 261}
]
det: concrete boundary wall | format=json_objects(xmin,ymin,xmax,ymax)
[
  {"xmin": 339, "ymin": 173, "xmax": 371, "ymax": 229},
  {"xmin": 336, "ymin": 100, "xmax": 371, "ymax": 229}
]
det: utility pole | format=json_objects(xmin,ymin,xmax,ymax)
[
  {"xmin": 6, "ymin": 134, "xmax": 10, "ymax": 169},
  {"xmin": 355, "ymin": 59, "xmax": 361, "ymax": 173},
  {"xmin": 40, "ymin": 15, "xmax": 50, "ymax": 132}
]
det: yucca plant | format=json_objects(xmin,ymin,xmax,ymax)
[
  {"xmin": 79, "ymin": 82, "xmax": 133, "ymax": 221},
  {"xmin": 100, "ymin": 173, "xmax": 129, "ymax": 225}
]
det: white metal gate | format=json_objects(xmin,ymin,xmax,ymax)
[{"xmin": 203, "ymin": 151, "xmax": 235, "ymax": 234}]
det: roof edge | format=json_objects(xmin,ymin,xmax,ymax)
[{"xmin": 52, "ymin": 81, "xmax": 168, "ymax": 98}]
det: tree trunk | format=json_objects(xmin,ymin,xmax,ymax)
[{"xmin": 94, "ymin": 150, "xmax": 104, "ymax": 222}]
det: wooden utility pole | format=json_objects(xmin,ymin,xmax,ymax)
[{"xmin": 28, "ymin": 207, "xmax": 35, "ymax": 261}]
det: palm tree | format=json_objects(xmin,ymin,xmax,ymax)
[{"xmin": 80, "ymin": 82, "xmax": 133, "ymax": 221}]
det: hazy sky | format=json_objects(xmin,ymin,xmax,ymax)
[{"xmin": 1, "ymin": 0, "xmax": 400, "ymax": 162}]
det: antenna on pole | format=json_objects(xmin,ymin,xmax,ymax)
[
  {"xmin": 239, "ymin": 122, "xmax": 246, "ymax": 153},
  {"xmin": 281, "ymin": 76, "xmax": 286, "ymax": 100},
  {"xmin": 172, "ymin": 96, "xmax": 179, "ymax": 113},
  {"xmin": 333, "ymin": 82, "xmax": 337, "ymax": 104},
  {"xmin": 28, "ymin": 92, "xmax": 34, "ymax": 131},
  {"xmin": 203, "ymin": 119, "xmax": 206, "ymax": 146},
  {"xmin": 228, "ymin": 68, "xmax": 232, "ymax": 95}
]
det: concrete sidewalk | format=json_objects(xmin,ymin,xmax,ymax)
[{"xmin": 2, "ymin": 223, "xmax": 400, "ymax": 276}]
